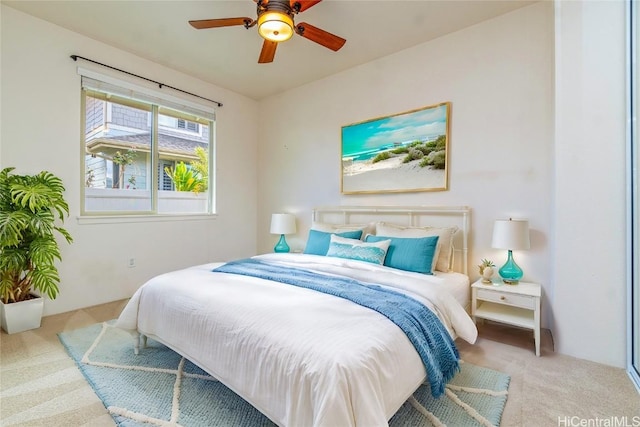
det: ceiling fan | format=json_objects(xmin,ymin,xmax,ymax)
[{"xmin": 189, "ymin": 0, "xmax": 346, "ymax": 64}]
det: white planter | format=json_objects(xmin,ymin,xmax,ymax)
[
  {"xmin": 1, "ymin": 296, "xmax": 44, "ymax": 334},
  {"xmin": 481, "ymin": 267, "xmax": 494, "ymax": 283}
]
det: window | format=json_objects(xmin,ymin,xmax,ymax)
[
  {"xmin": 158, "ymin": 159, "xmax": 175, "ymax": 191},
  {"xmin": 81, "ymin": 75, "xmax": 215, "ymax": 215},
  {"xmin": 178, "ymin": 119, "xmax": 199, "ymax": 133},
  {"xmin": 159, "ymin": 115, "xmax": 201, "ymax": 135}
]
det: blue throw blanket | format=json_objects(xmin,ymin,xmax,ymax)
[{"xmin": 213, "ymin": 258, "xmax": 459, "ymax": 398}]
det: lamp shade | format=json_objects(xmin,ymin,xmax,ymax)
[
  {"xmin": 258, "ymin": 11, "xmax": 294, "ymax": 42},
  {"xmin": 492, "ymin": 219, "xmax": 530, "ymax": 250},
  {"xmin": 270, "ymin": 213, "xmax": 296, "ymax": 235}
]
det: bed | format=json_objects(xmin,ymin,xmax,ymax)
[{"xmin": 116, "ymin": 206, "xmax": 477, "ymax": 427}]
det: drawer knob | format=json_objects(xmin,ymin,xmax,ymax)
[{"xmin": 500, "ymin": 296, "xmax": 506, "ymax": 301}]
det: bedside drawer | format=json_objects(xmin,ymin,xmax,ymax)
[{"xmin": 476, "ymin": 288, "xmax": 535, "ymax": 309}]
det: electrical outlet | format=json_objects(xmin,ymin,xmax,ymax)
[{"xmin": 128, "ymin": 258, "xmax": 136, "ymax": 268}]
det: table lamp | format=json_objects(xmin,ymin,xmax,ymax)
[
  {"xmin": 270, "ymin": 213, "xmax": 296, "ymax": 253},
  {"xmin": 492, "ymin": 218, "xmax": 530, "ymax": 284}
]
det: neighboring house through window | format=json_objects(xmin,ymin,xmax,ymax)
[
  {"xmin": 81, "ymin": 74, "xmax": 215, "ymax": 215},
  {"xmin": 179, "ymin": 119, "xmax": 198, "ymax": 132}
]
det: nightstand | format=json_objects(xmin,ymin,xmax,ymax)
[{"xmin": 471, "ymin": 279, "xmax": 542, "ymax": 356}]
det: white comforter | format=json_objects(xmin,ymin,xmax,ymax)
[{"xmin": 116, "ymin": 253, "xmax": 477, "ymax": 427}]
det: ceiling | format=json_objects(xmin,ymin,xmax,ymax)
[{"xmin": 3, "ymin": 0, "xmax": 535, "ymax": 100}]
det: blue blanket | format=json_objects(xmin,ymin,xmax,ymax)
[{"xmin": 213, "ymin": 258, "xmax": 459, "ymax": 398}]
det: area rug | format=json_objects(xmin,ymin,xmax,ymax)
[{"xmin": 58, "ymin": 321, "xmax": 510, "ymax": 427}]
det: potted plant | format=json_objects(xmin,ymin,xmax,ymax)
[
  {"xmin": 478, "ymin": 259, "xmax": 495, "ymax": 284},
  {"xmin": 0, "ymin": 167, "xmax": 73, "ymax": 334}
]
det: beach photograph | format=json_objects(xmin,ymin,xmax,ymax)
[{"xmin": 341, "ymin": 102, "xmax": 450, "ymax": 194}]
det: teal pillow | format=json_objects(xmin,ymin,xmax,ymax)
[
  {"xmin": 303, "ymin": 229, "xmax": 363, "ymax": 256},
  {"xmin": 365, "ymin": 235, "xmax": 439, "ymax": 274}
]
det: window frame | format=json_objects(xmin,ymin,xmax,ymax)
[
  {"xmin": 627, "ymin": 0, "xmax": 640, "ymax": 393},
  {"xmin": 79, "ymin": 74, "xmax": 216, "ymax": 219}
]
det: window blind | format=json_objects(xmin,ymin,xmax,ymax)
[{"xmin": 79, "ymin": 68, "xmax": 215, "ymax": 122}]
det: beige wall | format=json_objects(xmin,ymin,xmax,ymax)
[
  {"xmin": 1, "ymin": 1, "xmax": 629, "ymax": 368},
  {"xmin": 0, "ymin": 6, "xmax": 260, "ymax": 316},
  {"xmin": 258, "ymin": 3, "xmax": 554, "ymax": 318},
  {"xmin": 552, "ymin": 0, "xmax": 627, "ymax": 367},
  {"xmin": 257, "ymin": 1, "xmax": 628, "ymax": 368}
]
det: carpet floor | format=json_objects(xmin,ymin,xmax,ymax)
[
  {"xmin": 1, "ymin": 299, "xmax": 639, "ymax": 426},
  {"xmin": 58, "ymin": 321, "xmax": 510, "ymax": 427}
]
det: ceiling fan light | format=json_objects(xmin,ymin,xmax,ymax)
[{"xmin": 258, "ymin": 11, "xmax": 294, "ymax": 42}]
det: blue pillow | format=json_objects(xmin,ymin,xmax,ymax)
[
  {"xmin": 303, "ymin": 229, "xmax": 364, "ymax": 256},
  {"xmin": 365, "ymin": 234, "xmax": 439, "ymax": 274}
]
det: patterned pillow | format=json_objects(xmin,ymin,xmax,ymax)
[{"xmin": 326, "ymin": 235, "xmax": 391, "ymax": 265}]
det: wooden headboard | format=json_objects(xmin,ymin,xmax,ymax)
[{"xmin": 311, "ymin": 206, "xmax": 471, "ymax": 275}]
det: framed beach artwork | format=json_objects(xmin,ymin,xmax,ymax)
[{"xmin": 341, "ymin": 102, "xmax": 451, "ymax": 194}]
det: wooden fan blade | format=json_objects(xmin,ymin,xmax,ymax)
[
  {"xmin": 258, "ymin": 40, "xmax": 278, "ymax": 63},
  {"xmin": 295, "ymin": 22, "xmax": 346, "ymax": 51},
  {"xmin": 291, "ymin": 0, "xmax": 321, "ymax": 13},
  {"xmin": 189, "ymin": 17, "xmax": 252, "ymax": 30}
]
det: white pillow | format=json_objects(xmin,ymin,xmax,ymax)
[
  {"xmin": 326, "ymin": 234, "xmax": 391, "ymax": 265},
  {"xmin": 375, "ymin": 222, "xmax": 458, "ymax": 272}
]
